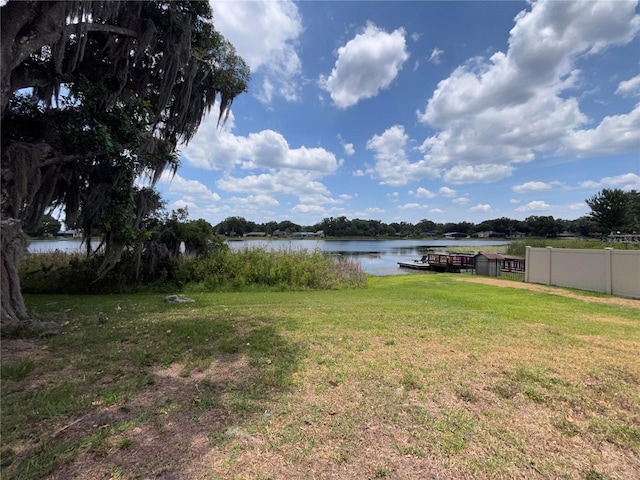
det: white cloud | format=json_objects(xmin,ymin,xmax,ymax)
[
  {"xmin": 429, "ymin": 208, "xmax": 445, "ymax": 214},
  {"xmin": 228, "ymin": 194, "xmax": 280, "ymax": 209},
  {"xmin": 415, "ymin": 0, "xmax": 640, "ymax": 182},
  {"xmin": 439, "ymin": 186, "xmax": 457, "ymax": 197},
  {"xmin": 364, "ymin": 207, "xmax": 385, "ymax": 215},
  {"xmin": 399, "ymin": 203, "xmax": 427, "ymax": 210},
  {"xmin": 366, "ymin": 125, "xmax": 440, "ymax": 186},
  {"xmin": 565, "ymin": 103, "xmax": 640, "ymax": 157},
  {"xmin": 291, "ymin": 204, "xmax": 326, "ymax": 215},
  {"xmin": 452, "ymin": 197, "xmax": 469, "ymax": 205},
  {"xmin": 516, "ymin": 200, "xmax": 551, "ymax": 212},
  {"xmin": 512, "ymin": 181, "xmax": 554, "ymax": 194},
  {"xmin": 211, "ymin": 0, "xmax": 303, "ymax": 103},
  {"xmin": 183, "ymin": 121, "xmax": 339, "ymax": 173},
  {"xmin": 443, "ymin": 164, "xmax": 513, "ymax": 184},
  {"xmin": 616, "ymin": 74, "xmax": 640, "ymax": 97},
  {"xmin": 582, "ymin": 173, "xmax": 640, "ymax": 191},
  {"xmin": 428, "ymin": 47, "xmax": 444, "ymax": 65},
  {"xmin": 159, "ymin": 172, "xmax": 221, "ymax": 203},
  {"xmin": 343, "ymin": 143, "xmax": 355, "ymax": 156},
  {"xmin": 415, "ymin": 187, "xmax": 436, "ymax": 198},
  {"xmin": 178, "ymin": 102, "xmax": 341, "ymax": 204},
  {"xmin": 217, "ymin": 170, "xmax": 330, "ymax": 197},
  {"xmin": 469, "ymin": 204, "xmax": 492, "ymax": 213},
  {"xmin": 319, "ymin": 22, "xmax": 409, "ymax": 108}
]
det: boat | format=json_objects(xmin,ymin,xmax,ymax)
[{"xmin": 397, "ymin": 255, "xmax": 431, "ymax": 270}]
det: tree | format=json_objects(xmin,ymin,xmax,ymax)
[
  {"xmin": 214, "ymin": 216, "xmax": 251, "ymax": 236},
  {"xmin": 25, "ymin": 214, "xmax": 61, "ymax": 237},
  {"xmin": 586, "ymin": 189, "xmax": 630, "ymax": 234},
  {"xmin": 1, "ymin": 1, "xmax": 249, "ymax": 324},
  {"xmin": 525, "ymin": 216, "xmax": 563, "ymax": 237}
]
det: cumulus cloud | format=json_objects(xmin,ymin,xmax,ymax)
[
  {"xmin": 183, "ymin": 121, "xmax": 338, "ymax": 173},
  {"xmin": 443, "ymin": 164, "xmax": 513, "ymax": 184},
  {"xmin": 217, "ymin": 170, "xmax": 331, "ymax": 197},
  {"xmin": 159, "ymin": 172, "xmax": 221, "ymax": 203},
  {"xmin": 343, "ymin": 143, "xmax": 355, "ymax": 156},
  {"xmin": 366, "ymin": 125, "xmax": 439, "ymax": 186},
  {"xmin": 157, "ymin": 172, "xmax": 226, "ymax": 220},
  {"xmin": 399, "ymin": 203, "xmax": 428, "ymax": 210},
  {"xmin": 469, "ymin": 204, "xmax": 492, "ymax": 213},
  {"xmin": 319, "ymin": 22, "xmax": 409, "ymax": 108},
  {"xmin": 178, "ymin": 102, "xmax": 340, "ymax": 204},
  {"xmin": 452, "ymin": 197, "xmax": 469, "ymax": 205},
  {"xmin": 439, "ymin": 186, "xmax": 457, "ymax": 197},
  {"xmin": 516, "ymin": 200, "xmax": 551, "ymax": 212},
  {"xmin": 616, "ymin": 74, "xmax": 640, "ymax": 97},
  {"xmin": 212, "ymin": 0, "xmax": 303, "ymax": 103},
  {"xmin": 228, "ymin": 194, "xmax": 280, "ymax": 209},
  {"xmin": 564, "ymin": 103, "xmax": 640, "ymax": 156},
  {"xmin": 512, "ymin": 181, "xmax": 554, "ymax": 194},
  {"xmin": 414, "ymin": 0, "xmax": 640, "ymax": 184},
  {"xmin": 415, "ymin": 187, "xmax": 436, "ymax": 198},
  {"xmin": 291, "ymin": 204, "xmax": 327, "ymax": 215},
  {"xmin": 581, "ymin": 173, "xmax": 640, "ymax": 191}
]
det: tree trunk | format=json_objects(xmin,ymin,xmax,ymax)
[{"xmin": 1, "ymin": 217, "xmax": 30, "ymax": 325}]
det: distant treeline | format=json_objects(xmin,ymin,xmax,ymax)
[{"xmin": 213, "ymin": 215, "xmax": 608, "ymax": 239}]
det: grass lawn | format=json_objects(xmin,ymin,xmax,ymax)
[{"xmin": 2, "ymin": 274, "xmax": 639, "ymax": 479}]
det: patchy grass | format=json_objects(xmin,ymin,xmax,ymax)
[{"xmin": 2, "ymin": 274, "xmax": 639, "ymax": 479}]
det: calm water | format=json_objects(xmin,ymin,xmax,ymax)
[{"xmin": 28, "ymin": 238, "xmax": 511, "ymax": 276}]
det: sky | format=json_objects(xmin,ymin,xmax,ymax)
[{"xmin": 155, "ymin": 0, "xmax": 640, "ymax": 227}]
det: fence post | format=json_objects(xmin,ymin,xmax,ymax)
[
  {"xmin": 604, "ymin": 248, "xmax": 613, "ymax": 295},
  {"xmin": 546, "ymin": 246, "xmax": 553, "ymax": 286},
  {"xmin": 525, "ymin": 246, "xmax": 531, "ymax": 283}
]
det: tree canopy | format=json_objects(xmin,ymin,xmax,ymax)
[
  {"xmin": 0, "ymin": 0, "xmax": 249, "ymax": 324},
  {"xmin": 586, "ymin": 188, "xmax": 639, "ymax": 234}
]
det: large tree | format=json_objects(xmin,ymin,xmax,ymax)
[
  {"xmin": 586, "ymin": 188, "xmax": 632, "ymax": 234},
  {"xmin": 1, "ymin": 1, "xmax": 249, "ymax": 324}
]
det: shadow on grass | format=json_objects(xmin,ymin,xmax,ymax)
[{"xmin": 1, "ymin": 297, "xmax": 302, "ymax": 479}]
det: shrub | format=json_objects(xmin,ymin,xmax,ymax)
[{"xmin": 20, "ymin": 246, "xmax": 366, "ymax": 294}]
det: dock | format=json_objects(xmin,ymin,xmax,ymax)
[{"xmin": 398, "ymin": 252, "xmax": 475, "ymax": 273}]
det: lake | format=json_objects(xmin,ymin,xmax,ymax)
[{"xmin": 27, "ymin": 238, "xmax": 511, "ymax": 276}]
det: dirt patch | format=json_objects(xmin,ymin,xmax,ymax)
[
  {"xmin": 0, "ymin": 338, "xmax": 44, "ymax": 364},
  {"xmin": 46, "ymin": 355, "xmax": 258, "ymax": 480},
  {"xmin": 456, "ymin": 276, "xmax": 640, "ymax": 309}
]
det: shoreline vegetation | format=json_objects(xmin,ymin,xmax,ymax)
[
  {"xmin": 2, "ymin": 274, "xmax": 638, "ymax": 479},
  {"xmin": 21, "ymin": 238, "xmax": 635, "ymax": 295}
]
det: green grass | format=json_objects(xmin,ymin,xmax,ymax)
[{"xmin": 2, "ymin": 274, "xmax": 639, "ymax": 479}]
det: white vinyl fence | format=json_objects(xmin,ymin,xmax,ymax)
[{"xmin": 524, "ymin": 247, "xmax": 640, "ymax": 299}]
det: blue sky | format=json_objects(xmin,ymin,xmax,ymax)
[{"xmin": 156, "ymin": 0, "xmax": 640, "ymax": 227}]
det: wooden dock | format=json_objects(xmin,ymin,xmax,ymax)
[{"xmin": 398, "ymin": 252, "xmax": 475, "ymax": 273}]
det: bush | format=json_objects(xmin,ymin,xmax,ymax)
[
  {"xmin": 20, "ymin": 246, "xmax": 366, "ymax": 294},
  {"xmin": 176, "ymin": 246, "xmax": 365, "ymax": 291}
]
